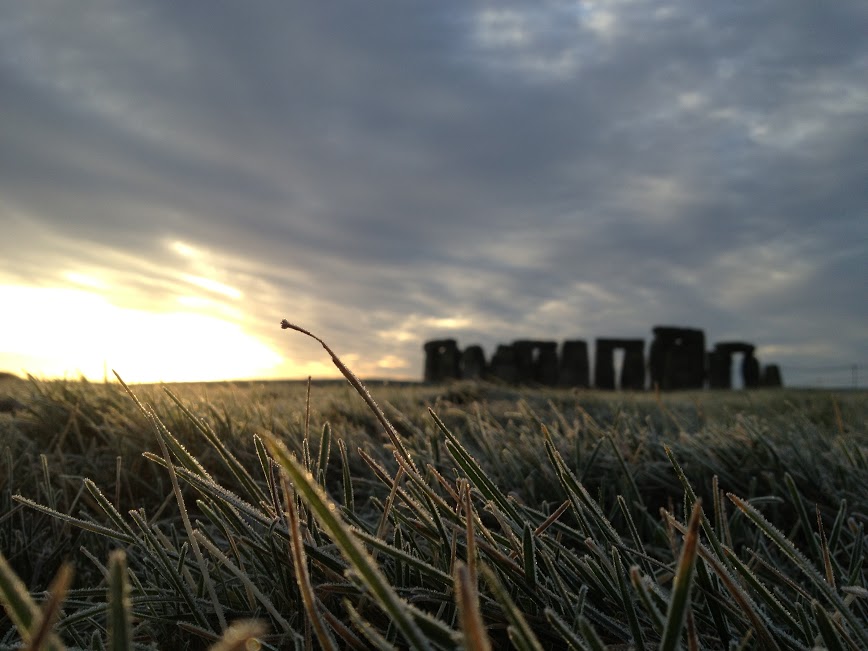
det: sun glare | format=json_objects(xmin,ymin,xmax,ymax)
[
  {"xmin": 170, "ymin": 240, "xmax": 202, "ymax": 259},
  {"xmin": 181, "ymin": 274, "xmax": 243, "ymax": 299},
  {"xmin": 0, "ymin": 285, "xmax": 283, "ymax": 383}
]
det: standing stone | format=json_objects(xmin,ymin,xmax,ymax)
[
  {"xmin": 511, "ymin": 340, "xmax": 559, "ymax": 385},
  {"xmin": 536, "ymin": 342, "xmax": 559, "ymax": 386},
  {"xmin": 594, "ymin": 339, "xmax": 617, "ymax": 390},
  {"xmin": 596, "ymin": 338, "xmax": 645, "ymax": 390},
  {"xmin": 708, "ymin": 348, "xmax": 732, "ymax": 389},
  {"xmin": 460, "ymin": 345, "xmax": 486, "ymax": 380},
  {"xmin": 488, "ymin": 345, "xmax": 520, "ymax": 384},
  {"xmin": 621, "ymin": 341, "xmax": 646, "ymax": 390},
  {"xmin": 742, "ymin": 353, "xmax": 760, "ymax": 388},
  {"xmin": 559, "ymin": 340, "xmax": 589, "ymax": 387},
  {"xmin": 713, "ymin": 342, "xmax": 759, "ymax": 389},
  {"xmin": 650, "ymin": 326, "xmax": 706, "ymax": 390},
  {"xmin": 423, "ymin": 339, "xmax": 460, "ymax": 383},
  {"xmin": 761, "ymin": 364, "xmax": 783, "ymax": 388},
  {"xmin": 512, "ymin": 340, "xmax": 538, "ymax": 384}
]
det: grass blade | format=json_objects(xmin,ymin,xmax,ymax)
[
  {"xmin": 107, "ymin": 550, "xmax": 131, "ymax": 651},
  {"xmin": 812, "ymin": 600, "xmax": 846, "ymax": 651},
  {"xmin": 659, "ymin": 501, "xmax": 702, "ymax": 651},
  {"xmin": 28, "ymin": 563, "xmax": 72, "ymax": 651},
  {"xmin": 544, "ymin": 608, "xmax": 587, "ymax": 650},
  {"xmin": 338, "ymin": 438, "xmax": 355, "ymax": 512},
  {"xmin": 115, "ymin": 373, "xmax": 226, "ymax": 631},
  {"xmin": 279, "ymin": 471, "xmax": 338, "ymax": 651},
  {"xmin": 729, "ymin": 493, "xmax": 868, "ymax": 648},
  {"xmin": 0, "ymin": 550, "xmax": 65, "ymax": 651},
  {"xmin": 455, "ymin": 562, "xmax": 492, "ymax": 651},
  {"xmin": 481, "ymin": 564, "xmax": 544, "ymax": 651},
  {"xmin": 316, "ymin": 422, "xmax": 332, "ymax": 487},
  {"xmin": 612, "ymin": 549, "xmax": 644, "ymax": 650},
  {"xmin": 522, "ymin": 523, "xmax": 537, "ymax": 591},
  {"xmin": 279, "ymin": 320, "xmax": 419, "ymax": 474},
  {"xmin": 264, "ymin": 433, "xmax": 433, "ymax": 651}
]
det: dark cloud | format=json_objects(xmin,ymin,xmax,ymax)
[{"xmin": 0, "ymin": 1, "xmax": 865, "ymax": 384}]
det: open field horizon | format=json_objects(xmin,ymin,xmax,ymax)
[
  {"xmin": 1, "ymin": 4, "xmax": 866, "ymax": 645},
  {"xmin": 3, "ymin": 364, "xmax": 866, "ymax": 390}
]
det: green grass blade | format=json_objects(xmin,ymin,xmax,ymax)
[
  {"xmin": 163, "ymin": 387, "xmax": 269, "ymax": 506},
  {"xmin": 827, "ymin": 498, "xmax": 847, "ymax": 555},
  {"xmin": 784, "ymin": 472, "xmax": 824, "ymax": 564},
  {"xmin": 612, "ymin": 549, "xmax": 645, "ymax": 650},
  {"xmin": 659, "ymin": 501, "xmax": 702, "ymax": 651},
  {"xmin": 629, "ymin": 566, "xmax": 665, "ymax": 634},
  {"xmin": 812, "ymin": 600, "xmax": 846, "ymax": 651},
  {"xmin": 617, "ymin": 495, "xmax": 655, "ymax": 576},
  {"xmin": 544, "ymin": 608, "xmax": 587, "ymax": 650},
  {"xmin": 192, "ymin": 530, "xmax": 294, "ymax": 635},
  {"xmin": 543, "ymin": 430, "xmax": 620, "ymax": 545},
  {"xmin": 344, "ymin": 600, "xmax": 398, "ymax": 651},
  {"xmin": 149, "ymin": 414, "xmax": 226, "ymax": 632},
  {"xmin": 432, "ymin": 409, "xmax": 521, "ymax": 523},
  {"xmin": 28, "ymin": 563, "xmax": 72, "ymax": 651},
  {"xmin": 0, "ymin": 550, "xmax": 65, "ymax": 651},
  {"xmin": 664, "ymin": 510, "xmax": 783, "ymax": 651},
  {"xmin": 279, "ymin": 320, "xmax": 419, "ymax": 474},
  {"xmin": 316, "ymin": 422, "xmax": 332, "ymax": 487},
  {"xmin": 607, "ymin": 435, "xmax": 643, "ymax": 508},
  {"xmin": 107, "ymin": 550, "xmax": 131, "ymax": 651},
  {"xmin": 338, "ymin": 438, "xmax": 355, "ymax": 512},
  {"xmin": 578, "ymin": 616, "xmax": 607, "ymax": 651},
  {"xmin": 264, "ymin": 433, "xmax": 433, "ymax": 651},
  {"xmin": 12, "ymin": 495, "xmax": 135, "ymax": 544},
  {"xmin": 481, "ymin": 564, "xmax": 544, "ymax": 651},
  {"xmin": 729, "ymin": 493, "xmax": 868, "ymax": 648},
  {"xmin": 522, "ymin": 523, "xmax": 537, "ymax": 591},
  {"xmin": 279, "ymin": 471, "xmax": 338, "ymax": 651},
  {"xmin": 353, "ymin": 529, "xmax": 453, "ymax": 586},
  {"xmin": 84, "ymin": 479, "xmax": 137, "ymax": 541}
]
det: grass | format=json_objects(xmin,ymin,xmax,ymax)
[{"xmin": 0, "ymin": 327, "xmax": 866, "ymax": 649}]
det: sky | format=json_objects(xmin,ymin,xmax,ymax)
[{"xmin": 1, "ymin": 1, "xmax": 866, "ymax": 387}]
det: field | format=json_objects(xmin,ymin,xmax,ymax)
[{"xmin": 1, "ymin": 359, "xmax": 866, "ymax": 649}]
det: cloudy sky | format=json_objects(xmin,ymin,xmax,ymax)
[{"xmin": 1, "ymin": 1, "xmax": 866, "ymax": 386}]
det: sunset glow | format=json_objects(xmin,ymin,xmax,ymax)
[
  {"xmin": 0, "ymin": 3, "xmax": 863, "ymax": 386},
  {"xmin": 0, "ymin": 285, "xmax": 284, "ymax": 383}
]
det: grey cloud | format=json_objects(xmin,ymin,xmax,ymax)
[{"xmin": 0, "ymin": 0, "xmax": 865, "ymax": 384}]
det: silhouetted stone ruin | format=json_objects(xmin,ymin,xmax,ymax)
[
  {"xmin": 761, "ymin": 364, "xmax": 783, "ymax": 388},
  {"xmin": 513, "ymin": 340, "xmax": 559, "ymax": 386},
  {"xmin": 422, "ymin": 326, "xmax": 783, "ymax": 390},
  {"xmin": 488, "ymin": 344, "xmax": 519, "ymax": 383},
  {"xmin": 423, "ymin": 339, "xmax": 460, "ymax": 383},
  {"xmin": 594, "ymin": 339, "xmax": 645, "ymax": 390},
  {"xmin": 460, "ymin": 345, "xmax": 486, "ymax": 380},
  {"xmin": 709, "ymin": 342, "xmax": 760, "ymax": 389},
  {"xmin": 559, "ymin": 340, "xmax": 590, "ymax": 388},
  {"xmin": 650, "ymin": 326, "xmax": 706, "ymax": 390}
]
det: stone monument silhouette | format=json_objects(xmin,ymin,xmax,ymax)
[
  {"xmin": 559, "ymin": 340, "xmax": 590, "ymax": 387},
  {"xmin": 649, "ymin": 326, "xmax": 706, "ymax": 390},
  {"xmin": 423, "ymin": 339, "xmax": 460, "ymax": 382},
  {"xmin": 708, "ymin": 342, "xmax": 760, "ymax": 389},
  {"xmin": 422, "ymin": 326, "xmax": 782, "ymax": 389},
  {"xmin": 594, "ymin": 338, "xmax": 645, "ymax": 390}
]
